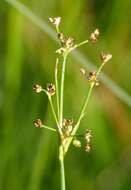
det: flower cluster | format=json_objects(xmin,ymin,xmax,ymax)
[
  {"xmin": 84, "ymin": 129, "xmax": 92, "ymax": 152},
  {"xmin": 89, "ymin": 28, "xmax": 100, "ymax": 43},
  {"xmin": 62, "ymin": 118, "xmax": 73, "ymax": 137},
  {"xmin": 33, "ymin": 84, "xmax": 42, "ymax": 93},
  {"xmin": 72, "ymin": 129, "xmax": 92, "ymax": 152},
  {"xmin": 80, "ymin": 69, "xmax": 99, "ymax": 86},
  {"xmin": 47, "ymin": 83, "xmax": 56, "ymax": 96},
  {"xmin": 33, "ymin": 17, "xmax": 112, "ymax": 156},
  {"xmin": 100, "ymin": 52, "xmax": 112, "ymax": 64},
  {"xmin": 34, "ymin": 118, "xmax": 43, "ymax": 128}
]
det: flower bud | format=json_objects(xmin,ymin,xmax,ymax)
[
  {"xmin": 89, "ymin": 28, "xmax": 99, "ymax": 43},
  {"xmin": 85, "ymin": 144, "xmax": 91, "ymax": 152},
  {"xmin": 49, "ymin": 17, "xmax": 61, "ymax": 27},
  {"xmin": 62, "ymin": 119, "xmax": 73, "ymax": 137},
  {"xmin": 34, "ymin": 119, "xmax": 43, "ymax": 128},
  {"xmin": 65, "ymin": 37, "xmax": 75, "ymax": 49},
  {"xmin": 100, "ymin": 52, "xmax": 112, "ymax": 63},
  {"xmin": 80, "ymin": 68, "xmax": 86, "ymax": 76},
  {"xmin": 47, "ymin": 83, "xmax": 56, "ymax": 96},
  {"xmin": 33, "ymin": 84, "xmax": 42, "ymax": 93},
  {"xmin": 73, "ymin": 139, "xmax": 81, "ymax": 148},
  {"xmin": 58, "ymin": 32, "xmax": 66, "ymax": 46},
  {"xmin": 85, "ymin": 129, "xmax": 92, "ymax": 143}
]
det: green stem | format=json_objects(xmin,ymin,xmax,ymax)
[
  {"xmin": 55, "ymin": 58, "xmax": 60, "ymax": 118},
  {"xmin": 48, "ymin": 96, "xmax": 63, "ymax": 136},
  {"xmin": 64, "ymin": 83, "xmax": 94, "ymax": 153},
  {"xmin": 41, "ymin": 124, "xmax": 57, "ymax": 132},
  {"xmin": 59, "ymin": 145, "xmax": 66, "ymax": 190},
  {"xmin": 75, "ymin": 39, "xmax": 89, "ymax": 49},
  {"xmin": 77, "ymin": 83, "xmax": 94, "ymax": 127},
  {"xmin": 42, "ymin": 89, "xmax": 63, "ymax": 136},
  {"xmin": 70, "ymin": 39, "xmax": 89, "ymax": 53},
  {"xmin": 59, "ymin": 54, "xmax": 67, "ymax": 127}
]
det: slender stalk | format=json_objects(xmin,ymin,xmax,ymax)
[
  {"xmin": 75, "ymin": 62, "xmax": 105, "ymax": 129},
  {"xmin": 55, "ymin": 58, "xmax": 60, "ymax": 118},
  {"xmin": 41, "ymin": 124, "xmax": 57, "ymax": 132},
  {"xmin": 59, "ymin": 54, "xmax": 67, "ymax": 127},
  {"xmin": 64, "ymin": 83, "xmax": 94, "ymax": 153},
  {"xmin": 59, "ymin": 145, "xmax": 66, "ymax": 190},
  {"xmin": 42, "ymin": 89, "xmax": 63, "ymax": 136},
  {"xmin": 74, "ymin": 40, "xmax": 89, "ymax": 49},
  {"xmin": 48, "ymin": 96, "xmax": 63, "ymax": 136},
  {"xmin": 72, "ymin": 83, "xmax": 94, "ymax": 134}
]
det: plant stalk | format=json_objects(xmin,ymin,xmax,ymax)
[
  {"xmin": 59, "ymin": 54, "xmax": 67, "ymax": 128},
  {"xmin": 55, "ymin": 58, "xmax": 60, "ymax": 118},
  {"xmin": 48, "ymin": 96, "xmax": 63, "ymax": 136},
  {"xmin": 59, "ymin": 145, "xmax": 66, "ymax": 190}
]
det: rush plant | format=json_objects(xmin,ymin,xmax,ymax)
[{"xmin": 33, "ymin": 17, "xmax": 112, "ymax": 190}]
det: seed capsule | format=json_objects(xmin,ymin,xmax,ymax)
[
  {"xmin": 89, "ymin": 28, "xmax": 100, "ymax": 43},
  {"xmin": 62, "ymin": 119, "xmax": 73, "ymax": 137},
  {"xmin": 73, "ymin": 139, "xmax": 81, "ymax": 148},
  {"xmin": 47, "ymin": 83, "xmax": 56, "ymax": 96},
  {"xmin": 63, "ymin": 119, "xmax": 74, "ymax": 127},
  {"xmin": 49, "ymin": 17, "xmax": 61, "ymax": 27},
  {"xmin": 85, "ymin": 144, "xmax": 91, "ymax": 152},
  {"xmin": 88, "ymin": 71, "xmax": 97, "ymax": 82},
  {"xmin": 85, "ymin": 129, "xmax": 92, "ymax": 143},
  {"xmin": 65, "ymin": 37, "xmax": 75, "ymax": 49},
  {"xmin": 34, "ymin": 119, "xmax": 43, "ymax": 128},
  {"xmin": 80, "ymin": 68, "xmax": 86, "ymax": 76},
  {"xmin": 33, "ymin": 84, "xmax": 42, "ymax": 93},
  {"xmin": 58, "ymin": 32, "xmax": 66, "ymax": 46},
  {"xmin": 100, "ymin": 52, "xmax": 112, "ymax": 63}
]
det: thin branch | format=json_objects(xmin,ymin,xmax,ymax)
[
  {"xmin": 41, "ymin": 124, "xmax": 57, "ymax": 132},
  {"xmin": 59, "ymin": 55, "xmax": 67, "ymax": 127},
  {"xmin": 55, "ymin": 58, "xmax": 60, "ymax": 118},
  {"xmin": 42, "ymin": 89, "xmax": 63, "ymax": 136},
  {"xmin": 48, "ymin": 96, "xmax": 63, "ymax": 136}
]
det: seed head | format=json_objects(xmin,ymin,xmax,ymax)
[
  {"xmin": 85, "ymin": 129, "xmax": 92, "ymax": 143},
  {"xmin": 80, "ymin": 68, "xmax": 86, "ymax": 76},
  {"xmin": 34, "ymin": 119, "xmax": 43, "ymax": 128},
  {"xmin": 63, "ymin": 118, "xmax": 74, "ymax": 127},
  {"xmin": 47, "ymin": 83, "xmax": 56, "ymax": 96},
  {"xmin": 62, "ymin": 119, "xmax": 73, "ymax": 137},
  {"xmin": 88, "ymin": 71, "xmax": 97, "ymax": 82},
  {"xmin": 73, "ymin": 139, "xmax": 81, "ymax": 148},
  {"xmin": 33, "ymin": 84, "xmax": 42, "ymax": 93},
  {"xmin": 100, "ymin": 52, "xmax": 112, "ymax": 63},
  {"xmin": 58, "ymin": 32, "xmax": 75, "ymax": 50},
  {"xmin": 85, "ymin": 144, "xmax": 91, "ymax": 152},
  {"xmin": 49, "ymin": 17, "xmax": 61, "ymax": 28},
  {"xmin": 58, "ymin": 32, "xmax": 66, "ymax": 46},
  {"xmin": 89, "ymin": 28, "xmax": 100, "ymax": 43},
  {"xmin": 65, "ymin": 37, "xmax": 75, "ymax": 49}
]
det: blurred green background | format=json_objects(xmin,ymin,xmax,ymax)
[{"xmin": 1, "ymin": 0, "xmax": 131, "ymax": 190}]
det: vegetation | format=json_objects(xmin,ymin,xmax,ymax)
[{"xmin": 1, "ymin": 0, "xmax": 131, "ymax": 190}]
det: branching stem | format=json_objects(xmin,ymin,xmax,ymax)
[
  {"xmin": 59, "ymin": 54, "xmax": 67, "ymax": 128},
  {"xmin": 64, "ymin": 62, "xmax": 105, "ymax": 153}
]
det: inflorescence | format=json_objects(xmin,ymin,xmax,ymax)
[{"xmin": 33, "ymin": 17, "xmax": 112, "ymax": 153}]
